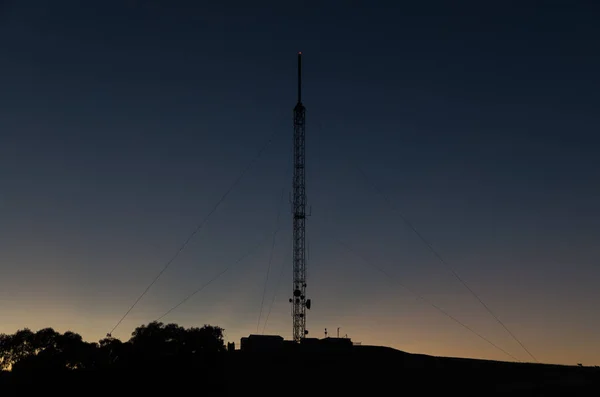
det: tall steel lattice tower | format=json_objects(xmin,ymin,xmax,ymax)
[{"xmin": 290, "ymin": 52, "xmax": 310, "ymax": 342}]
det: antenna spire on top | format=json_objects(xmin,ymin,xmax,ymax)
[{"xmin": 297, "ymin": 52, "xmax": 302, "ymax": 103}]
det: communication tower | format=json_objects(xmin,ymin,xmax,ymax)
[{"xmin": 289, "ymin": 52, "xmax": 310, "ymax": 342}]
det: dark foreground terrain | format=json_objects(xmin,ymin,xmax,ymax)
[{"xmin": 1, "ymin": 345, "xmax": 598, "ymax": 396}]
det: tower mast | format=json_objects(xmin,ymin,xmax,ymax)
[{"xmin": 291, "ymin": 52, "xmax": 309, "ymax": 342}]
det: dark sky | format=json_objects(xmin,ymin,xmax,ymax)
[{"xmin": 1, "ymin": 0, "xmax": 599, "ymax": 365}]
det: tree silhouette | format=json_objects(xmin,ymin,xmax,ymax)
[
  {"xmin": 0, "ymin": 333, "xmax": 12, "ymax": 371},
  {"xmin": 0, "ymin": 328, "xmax": 97, "ymax": 372},
  {"xmin": 98, "ymin": 335, "xmax": 128, "ymax": 368},
  {"xmin": 0, "ymin": 321, "xmax": 225, "ymax": 377},
  {"xmin": 127, "ymin": 321, "xmax": 225, "ymax": 362},
  {"xmin": 0, "ymin": 328, "xmax": 35, "ymax": 370},
  {"xmin": 184, "ymin": 325, "xmax": 226, "ymax": 354}
]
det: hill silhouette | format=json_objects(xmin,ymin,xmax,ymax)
[{"xmin": 1, "ymin": 322, "xmax": 598, "ymax": 396}]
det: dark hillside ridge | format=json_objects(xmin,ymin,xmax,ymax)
[
  {"xmin": 1, "ymin": 344, "xmax": 598, "ymax": 396},
  {"xmin": 231, "ymin": 345, "xmax": 599, "ymax": 395}
]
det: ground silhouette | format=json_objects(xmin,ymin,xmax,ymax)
[{"xmin": 1, "ymin": 322, "xmax": 599, "ymax": 396}]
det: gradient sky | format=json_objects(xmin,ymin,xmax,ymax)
[{"xmin": 1, "ymin": 0, "xmax": 599, "ymax": 366}]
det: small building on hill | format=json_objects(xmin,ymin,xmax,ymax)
[
  {"xmin": 240, "ymin": 334, "xmax": 284, "ymax": 352},
  {"xmin": 240, "ymin": 334, "xmax": 353, "ymax": 353},
  {"xmin": 300, "ymin": 336, "xmax": 353, "ymax": 352},
  {"xmin": 319, "ymin": 337, "xmax": 353, "ymax": 349}
]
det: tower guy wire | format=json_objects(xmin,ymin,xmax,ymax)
[
  {"xmin": 336, "ymin": 238, "xmax": 520, "ymax": 362},
  {"xmin": 262, "ymin": 96, "xmax": 296, "ymax": 335},
  {"xmin": 257, "ymin": 170, "xmax": 291, "ymax": 333},
  {"xmin": 155, "ymin": 231, "xmax": 274, "ymax": 322},
  {"xmin": 262, "ymin": 233, "xmax": 293, "ymax": 334},
  {"xmin": 256, "ymin": 190, "xmax": 284, "ymax": 333},
  {"xmin": 108, "ymin": 124, "xmax": 283, "ymax": 337},
  {"xmin": 355, "ymin": 164, "xmax": 538, "ymax": 363}
]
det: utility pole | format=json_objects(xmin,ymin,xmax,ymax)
[{"xmin": 290, "ymin": 52, "xmax": 310, "ymax": 342}]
